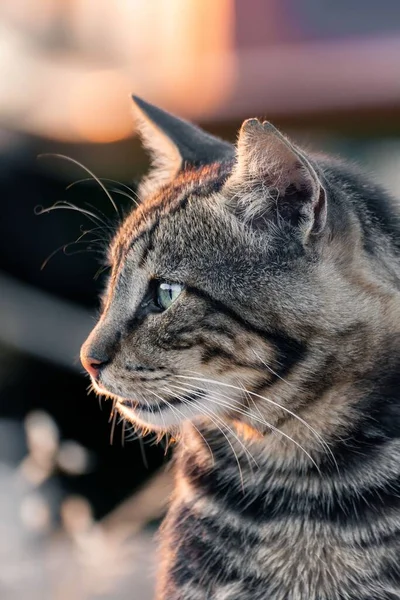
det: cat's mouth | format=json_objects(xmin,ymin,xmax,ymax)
[
  {"xmin": 118, "ymin": 391, "xmax": 202, "ymax": 412},
  {"xmin": 115, "ymin": 390, "xmax": 206, "ymax": 429}
]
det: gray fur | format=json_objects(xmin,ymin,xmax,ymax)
[{"xmin": 81, "ymin": 99, "xmax": 400, "ymax": 599}]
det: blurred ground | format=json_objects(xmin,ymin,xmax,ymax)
[{"xmin": 0, "ymin": 412, "xmax": 174, "ymax": 599}]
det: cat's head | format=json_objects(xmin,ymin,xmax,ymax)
[{"xmin": 80, "ymin": 97, "xmax": 375, "ymax": 435}]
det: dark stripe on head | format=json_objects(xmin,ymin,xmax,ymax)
[
  {"xmin": 188, "ymin": 286, "xmax": 307, "ymax": 381},
  {"xmin": 116, "ymin": 161, "xmax": 234, "ymax": 260}
]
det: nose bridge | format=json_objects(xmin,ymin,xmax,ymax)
[
  {"xmin": 82, "ymin": 263, "xmax": 147, "ymax": 364},
  {"xmin": 81, "ymin": 315, "xmax": 121, "ymax": 363}
]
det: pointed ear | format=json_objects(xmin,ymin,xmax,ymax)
[
  {"xmin": 132, "ymin": 96, "xmax": 234, "ymax": 197},
  {"xmin": 224, "ymin": 119, "xmax": 327, "ymax": 238}
]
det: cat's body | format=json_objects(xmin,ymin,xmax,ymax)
[
  {"xmin": 162, "ymin": 414, "xmax": 400, "ymax": 600},
  {"xmin": 81, "ymin": 97, "xmax": 400, "ymax": 599}
]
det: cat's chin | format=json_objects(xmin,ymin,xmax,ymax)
[
  {"xmin": 90, "ymin": 380, "xmax": 186, "ymax": 430},
  {"xmin": 115, "ymin": 397, "xmax": 195, "ymax": 431},
  {"xmin": 115, "ymin": 391, "xmax": 211, "ymax": 431},
  {"xmin": 93, "ymin": 379, "xmax": 225, "ymax": 431}
]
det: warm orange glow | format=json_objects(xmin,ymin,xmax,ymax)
[
  {"xmin": 67, "ymin": 69, "xmax": 133, "ymax": 143},
  {"xmin": 0, "ymin": 0, "xmax": 236, "ymax": 142},
  {"xmin": 1, "ymin": 0, "xmax": 399, "ymax": 142},
  {"xmin": 156, "ymin": 0, "xmax": 236, "ymax": 118},
  {"xmin": 233, "ymin": 420, "xmax": 263, "ymax": 441}
]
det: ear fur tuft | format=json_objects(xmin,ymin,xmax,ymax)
[{"xmin": 224, "ymin": 118, "xmax": 327, "ymax": 238}]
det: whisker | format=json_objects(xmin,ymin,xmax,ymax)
[
  {"xmin": 121, "ymin": 418, "xmax": 126, "ymax": 447},
  {"xmin": 109, "ymin": 398, "xmax": 117, "ymax": 422},
  {"xmin": 184, "ymin": 392, "xmax": 250, "ymax": 493},
  {"xmin": 38, "ymin": 153, "xmax": 120, "ymax": 216},
  {"xmin": 66, "ymin": 176, "xmax": 139, "ymax": 205},
  {"xmin": 177, "ymin": 372, "xmax": 336, "ymax": 470},
  {"xmin": 35, "ymin": 201, "xmax": 108, "ymax": 227},
  {"xmin": 202, "ymin": 391, "xmax": 321, "ymax": 474},
  {"xmin": 41, "ymin": 243, "xmax": 69, "ymax": 271},
  {"xmin": 251, "ymin": 352, "xmax": 338, "ymax": 471},
  {"xmin": 83, "ymin": 202, "xmax": 117, "ymax": 229},
  {"xmin": 87, "ymin": 382, "xmax": 103, "ymax": 413},
  {"xmin": 40, "ymin": 241, "xmax": 103, "ymax": 271},
  {"xmin": 162, "ymin": 388, "xmax": 245, "ymax": 488},
  {"xmin": 64, "ymin": 237, "xmax": 105, "ymax": 251},
  {"xmin": 236, "ymin": 378, "xmax": 283, "ymax": 447},
  {"xmin": 150, "ymin": 389, "xmax": 215, "ymax": 466},
  {"xmin": 138, "ymin": 436, "xmax": 149, "ymax": 469},
  {"xmin": 170, "ymin": 381, "xmax": 321, "ymax": 474},
  {"xmin": 94, "ymin": 264, "xmax": 110, "ymax": 281},
  {"xmin": 41, "ymin": 240, "xmax": 104, "ymax": 269},
  {"xmin": 40, "ymin": 223, "xmax": 109, "ymax": 270},
  {"xmin": 110, "ymin": 187, "xmax": 140, "ymax": 207},
  {"xmin": 253, "ymin": 349, "xmax": 297, "ymax": 391},
  {"xmin": 109, "ymin": 410, "xmax": 118, "ymax": 446},
  {"xmin": 166, "ymin": 385, "xmax": 259, "ymax": 471}
]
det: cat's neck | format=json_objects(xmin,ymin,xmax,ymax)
[
  {"xmin": 177, "ymin": 364, "xmax": 400, "ymax": 517},
  {"xmin": 178, "ymin": 329, "xmax": 400, "ymax": 478}
]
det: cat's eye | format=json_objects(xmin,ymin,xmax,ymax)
[{"xmin": 156, "ymin": 282, "xmax": 184, "ymax": 310}]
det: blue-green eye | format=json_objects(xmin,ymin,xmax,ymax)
[{"xmin": 156, "ymin": 282, "xmax": 183, "ymax": 310}]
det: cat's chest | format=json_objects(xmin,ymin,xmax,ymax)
[
  {"xmin": 164, "ymin": 481, "xmax": 372, "ymax": 600},
  {"xmin": 163, "ymin": 442, "xmax": 381, "ymax": 600}
]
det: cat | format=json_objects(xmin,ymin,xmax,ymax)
[{"xmin": 80, "ymin": 96, "xmax": 400, "ymax": 600}]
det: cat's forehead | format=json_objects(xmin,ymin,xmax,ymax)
[{"xmin": 110, "ymin": 162, "xmax": 232, "ymax": 263}]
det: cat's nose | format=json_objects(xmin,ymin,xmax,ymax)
[
  {"xmin": 81, "ymin": 323, "xmax": 118, "ymax": 379},
  {"xmin": 80, "ymin": 351, "xmax": 109, "ymax": 379}
]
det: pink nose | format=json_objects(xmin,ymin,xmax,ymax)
[{"xmin": 81, "ymin": 355, "xmax": 106, "ymax": 379}]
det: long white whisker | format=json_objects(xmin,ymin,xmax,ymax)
[
  {"xmin": 66, "ymin": 177, "xmax": 140, "ymax": 206},
  {"xmin": 170, "ymin": 382, "xmax": 321, "ymax": 474},
  {"xmin": 163, "ymin": 387, "xmax": 246, "ymax": 489},
  {"xmin": 251, "ymin": 353, "xmax": 339, "ymax": 472},
  {"xmin": 35, "ymin": 202, "xmax": 108, "ymax": 226},
  {"xmin": 110, "ymin": 187, "xmax": 140, "ymax": 207},
  {"xmin": 171, "ymin": 386, "xmax": 259, "ymax": 466},
  {"xmin": 252, "ymin": 349, "xmax": 298, "ymax": 389},
  {"xmin": 177, "ymin": 372, "xmax": 336, "ymax": 470},
  {"xmin": 235, "ymin": 378, "xmax": 284, "ymax": 447},
  {"xmin": 159, "ymin": 389, "xmax": 215, "ymax": 464},
  {"xmin": 38, "ymin": 153, "xmax": 120, "ymax": 215},
  {"xmin": 149, "ymin": 389, "xmax": 215, "ymax": 466},
  {"xmin": 164, "ymin": 386, "xmax": 258, "ymax": 471}
]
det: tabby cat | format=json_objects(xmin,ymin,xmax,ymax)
[{"xmin": 80, "ymin": 96, "xmax": 400, "ymax": 600}]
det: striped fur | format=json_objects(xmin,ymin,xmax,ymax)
[{"xmin": 81, "ymin": 101, "xmax": 400, "ymax": 599}]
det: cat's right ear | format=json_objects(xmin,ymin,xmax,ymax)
[
  {"xmin": 132, "ymin": 96, "xmax": 234, "ymax": 198},
  {"xmin": 223, "ymin": 119, "xmax": 327, "ymax": 240}
]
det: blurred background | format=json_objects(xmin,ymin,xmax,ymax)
[{"xmin": 0, "ymin": 1, "xmax": 400, "ymax": 598}]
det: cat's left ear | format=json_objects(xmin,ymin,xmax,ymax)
[
  {"xmin": 224, "ymin": 119, "xmax": 327, "ymax": 239},
  {"xmin": 132, "ymin": 96, "xmax": 234, "ymax": 197}
]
